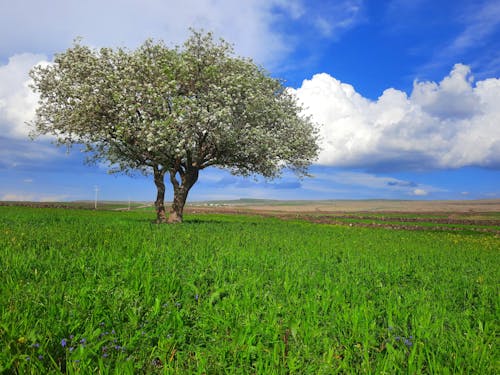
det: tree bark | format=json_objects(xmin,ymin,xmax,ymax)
[
  {"xmin": 167, "ymin": 167, "xmax": 199, "ymax": 223},
  {"xmin": 153, "ymin": 166, "xmax": 168, "ymax": 223}
]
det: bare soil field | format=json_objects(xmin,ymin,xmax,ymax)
[
  {"xmin": 187, "ymin": 199, "xmax": 500, "ymax": 233},
  {"xmin": 188, "ymin": 199, "xmax": 500, "ymax": 214}
]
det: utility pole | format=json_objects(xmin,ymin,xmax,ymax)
[{"xmin": 94, "ymin": 185, "xmax": 99, "ymax": 209}]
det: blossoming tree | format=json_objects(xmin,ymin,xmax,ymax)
[{"xmin": 30, "ymin": 31, "xmax": 319, "ymax": 223}]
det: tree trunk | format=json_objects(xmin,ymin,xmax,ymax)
[
  {"xmin": 167, "ymin": 167, "xmax": 199, "ymax": 223},
  {"xmin": 153, "ymin": 167, "xmax": 167, "ymax": 223}
]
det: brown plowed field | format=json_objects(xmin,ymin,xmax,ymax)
[
  {"xmin": 186, "ymin": 199, "xmax": 500, "ymax": 234},
  {"xmin": 188, "ymin": 199, "xmax": 500, "ymax": 214}
]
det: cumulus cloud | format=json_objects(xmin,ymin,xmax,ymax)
[
  {"xmin": 0, "ymin": 53, "xmax": 48, "ymax": 139},
  {"xmin": 292, "ymin": 63, "xmax": 500, "ymax": 170},
  {"xmin": 0, "ymin": 55, "xmax": 63, "ymax": 170}
]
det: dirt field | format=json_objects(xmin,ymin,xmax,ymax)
[
  {"xmin": 187, "ymin": 199, "xmax": 500, "ymax": 233},
  {"xmin": 188, "ymin": 199, "xmax": 500, "ymax": 214}
]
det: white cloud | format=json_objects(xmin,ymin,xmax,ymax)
[
  {"xmin": 0, "ymin": 50, "xmax": 63, "ymax": 166},
  {"xmin": 293, "ymin": 63, "xmax": 500, "ymax": 170},
  {"xmin": 0, "ymin": 53, "xmax": 48, "ymax": 139},
  {"xmin": 0, "ymin": 1, "xmax": 366, "ymax": 69},
  {"xmin": 0, "ymin": 54, "xmax": 60, "ymax": 169},
  {"xmin": 412, "ymin": 188, "xmax": 428, "ymax": 196},
  {"xmin": 307, "ymin": 171, "xmax": 442, "ymax": 197},
  {"xmin": 0, "ymin": 0, "xmax": 306, "ymax": 67}
]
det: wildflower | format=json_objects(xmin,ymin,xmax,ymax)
[
  {"xmin": 31, "ymin": 343, "xmax": 40, "ymax": 348},
  {"xmin": 404, "ymin": 337, "xmax": 413, "ymax": 347},
  {"xmin": 195, "ymin": 294, "xmax": 199, "ymax": 301},
  {"xmin": 26, "ymin": 356, "xmax": 30, "ymax": 361},
  {"xmin": 80, "ymin": 338, "xmax": 87, "ymax": 345},
  {"xmin": 69, "ymin": 347, "xmax": 75, "ymax": 352},
  {"xmin": 61, "ymin": 338, "xmax": 67, "ymax": 348},
  {"xmin": 38, "ymin": 355, "xmax": 44, "ymax": 360},
  {"xmin": 102, "ymin": 353, "xmax": 108, "ymax": 358},
  {"xmin": 111, "ymin": 329, "xmax": 116, "ymax": 335},
  {"xmin": 69, "ymin": 335, "xmax": 74, "ymax": 340}
]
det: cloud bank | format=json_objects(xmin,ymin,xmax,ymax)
[
  {"xmin": 293, "ymin": 63, "xmax": 500, "ymax": 170},
  {"xmin": 2, "ymin": 55, "xmax": 500, "ymax": 175}
]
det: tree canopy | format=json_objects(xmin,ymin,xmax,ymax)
[{"xmin": 30, "ymin": 31, "xmax": 319, "ymax": 223}]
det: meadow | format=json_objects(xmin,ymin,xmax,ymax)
[{"xmin": 0, "ymin": 206, "xmax": 498, "ymax": 374}]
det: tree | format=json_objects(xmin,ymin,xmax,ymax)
[{"xmin": 30, "ymin": 31, "xmax": 319, "ymax": 223}]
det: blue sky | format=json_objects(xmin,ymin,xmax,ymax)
[{"xmin": 0, "ymin": 0, "xmax": 499, "ymax": 202}]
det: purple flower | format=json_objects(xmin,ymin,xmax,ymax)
[
  {"xmin": 195, "ymin": 294, "xmax": 199, "ymax": 301},
  {"xmin": 69, "ymin": 346, "xmax": 75, "ymax": 352},
  {"xmin": 404, "ymin": 338, "xmax": 413, "ymax": 347},
  {"xmin": 102, "ymin": 353, "xmax": 108, "ymax": 358},
  {"xmin": 38, "ymin": 355, "xmax": 44, "ymax": 360},
  {"xmin": 80, "ymin": 338, "xmax": 87, "ymax": 345},
  {"xmin": 61, "ymin": 338, "xmax": 67, "ymax": 348},
  {"xmin": 69, "ymin": 335, "xmax": 74, "ymax": 339},
  {"xmin": 31, "ymin": 343, "xmax": 40, "ymax": 348},
  {"xmin": 26, "ymin": 356, "xmax": 30, "ymax": 361}
]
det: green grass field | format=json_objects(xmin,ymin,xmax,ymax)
[{"xmin": 1, "ymin": 206, "xmax": 498, "ymax": 374}]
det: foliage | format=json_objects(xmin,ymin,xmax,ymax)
[
  {"xmin": 29, "ymin": 31, "xmax": 319, "ymax": 222},
  {"xmin": 1, "ymin": 206, "xmax": 498, "ymax": 373}
]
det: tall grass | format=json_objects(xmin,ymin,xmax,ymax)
[{"xmin": 1, "ymin": 206, "xmax": 498, "ymax": 373}]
